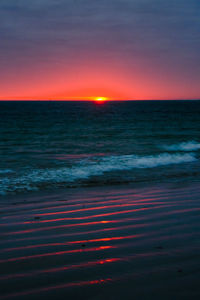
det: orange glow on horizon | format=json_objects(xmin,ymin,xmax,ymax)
[{"xmin": 1, "ymin": 53, "xmax": 199, "ymax": 101}]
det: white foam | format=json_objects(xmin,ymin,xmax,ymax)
[
  {"xmin": 162, "ymin": 141, "xmax": 200, "ymax": 151},
  {"xmin": 0, "ymin": 152, "xmax": 197, "ymax": 195}
]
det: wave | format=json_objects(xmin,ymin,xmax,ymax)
[
  {"xmin": 161, "ymin": 141, "xmax": 200, "ymax": 151},
  {"xmin": 0, "ymin": 169, "xmax": 14, "ymax": 175},
  {"xmin": 0, "ymin": 152, "xmax": 197, "ymax": 195}
]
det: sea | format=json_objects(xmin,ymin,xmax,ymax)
[{"xmin": 0, "ymin": 100, "xmax": 200, "ymax": 197}]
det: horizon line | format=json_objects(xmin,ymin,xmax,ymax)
[{"xmin": 0, "ymin": 98, "xmax": 200, "ymax": 102}]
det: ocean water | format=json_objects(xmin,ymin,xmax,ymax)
[{"xmin": 0, "ymin": 100, "xmax": 200, "ymax": 196}]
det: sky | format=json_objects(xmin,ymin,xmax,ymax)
[{"xmin": 0, "ymin": 0, "xmax": 200, "ymax": 100}]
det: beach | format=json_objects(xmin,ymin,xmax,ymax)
[
  {"xmin": 1, "ymin": 101, "xmax": 200, "ymax": 298},
  {"xmin": 1, "ymin": 182, "xmax": 200, "ymax": 299}
]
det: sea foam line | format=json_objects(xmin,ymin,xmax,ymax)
[{"xmin": 0, "ymin": 152, "xmax": 197, "ymax": 195}]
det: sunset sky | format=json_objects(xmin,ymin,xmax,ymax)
[{"xmin": 0, "ymin": 0, "xmax": 200, "ymax": 100}]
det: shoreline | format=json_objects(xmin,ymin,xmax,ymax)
[{"xmin": 1, "ymin": 178, "xmax": 199, "ymax": 205}]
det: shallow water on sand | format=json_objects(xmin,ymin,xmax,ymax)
[{"xmin": 0, "ymin": 183, "xmax": 200, "ymax": 299}]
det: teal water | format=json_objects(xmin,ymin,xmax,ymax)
[{"xmin": 0, "ymin": 100, "xmax": 200, "ymax": 196}]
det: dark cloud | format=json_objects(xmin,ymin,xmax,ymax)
[{"xmin": 1, "ymin": 0, "xmax": 199, "ymax": 51}]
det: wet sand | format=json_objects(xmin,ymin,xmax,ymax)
[{"xmin": 0, "ymin": 183, "xmax": 200, "ymax": 299}]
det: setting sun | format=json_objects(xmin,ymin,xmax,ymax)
[{"xmin": 95, "ymin": 97, "xmax": 107, "ymax": 102}]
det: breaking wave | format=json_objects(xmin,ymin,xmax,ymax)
[
  {"xmin": 162, "ymin": 141, "xmax": 200, "ymax": 151},
  {"xmin": 0, "ymin": 152, "xmax": 197, "ymax": 195}
]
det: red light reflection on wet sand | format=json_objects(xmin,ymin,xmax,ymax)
[{"xmin": 0, "ymin": 245, "xmax": 114, "ymax": 264}]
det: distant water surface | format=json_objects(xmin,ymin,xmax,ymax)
[{"xmin": 0, "ymin": 100, "xmax": 200, "ymax": 196}]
